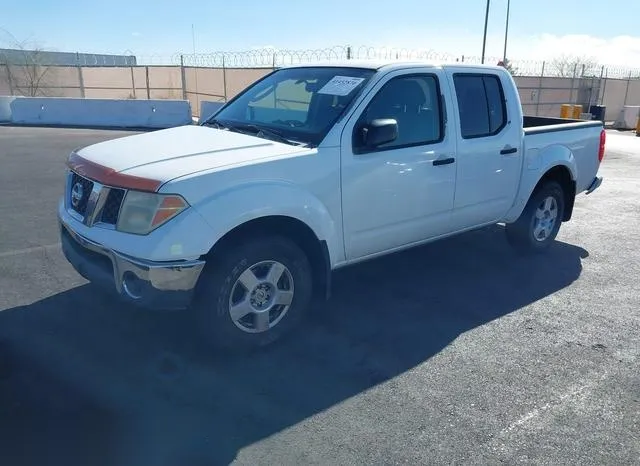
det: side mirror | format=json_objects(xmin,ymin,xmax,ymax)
[{"xmin": 362, "ymin": 118, "xmax": 398, "ymax": 148}]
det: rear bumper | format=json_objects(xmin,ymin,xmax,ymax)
[
  {"xmin": 59, "ymin": 217, "xmax": 205, "ymax": 310},
  {"xmin": 585, "ymin": 176, "xmax": 603, "ymax": 195}
]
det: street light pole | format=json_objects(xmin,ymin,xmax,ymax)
[
  {"xmin": 503, "ymin": 0, "xmax": 511, "ymax": 62},
  {"xmin": 481, "ymin": 0, "xmax": 491, "ymax": 64}
]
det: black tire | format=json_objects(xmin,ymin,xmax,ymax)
[
  {"xmin": 505, "ymin": 181, "xmax": 565, "ymax": 254},
  {"xmin": 190, "ymin": 235, "xmax": 313, "ymax": 352}
]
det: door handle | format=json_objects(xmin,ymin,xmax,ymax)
[
  {"xmin": 433, "ymin": 157, "xmax": 455, "ymax": 166},
  {"xmin": 500, "ymin": 147, "xmax": 518, "ymax": 155}
]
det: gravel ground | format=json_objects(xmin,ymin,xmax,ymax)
[{"xmin": 0, "ymin": 126, "xmax": 638, "ymax": 466}]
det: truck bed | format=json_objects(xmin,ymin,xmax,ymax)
[
  {"xmin": 522, "ymin": 115, "xmax": 603, "ymax": 195},
  {"xmin": 523, "ymin": 115, "xmax": 603, "ymax": 135}
]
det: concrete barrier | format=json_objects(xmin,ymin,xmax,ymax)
[
  {"xmin": 9, "ymin": 97, "xmax": 193, "ymax": 129},
  {"xmin": 0, "ymin": 96, "xmax": 16, "ymax": 122},
  {"xmin": 199, "ymin": 100, "xmax": 226, "ymax": 122}
]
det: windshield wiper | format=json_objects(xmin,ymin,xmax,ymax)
[
  {"xmin": 202, "ymin": 118, "xmax": 230, "ymax": 130},
  {"xmin": 203, "ymin": 120, "xmax": 310, "ymax": 147},
  {"xmin": 232, "ymin": 123, "xmax": 309, "ymax": 147}
]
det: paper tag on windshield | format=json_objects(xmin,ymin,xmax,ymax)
[{"xmin": 318, "ymin": 76, "xmax": 365, "ymax": 96}]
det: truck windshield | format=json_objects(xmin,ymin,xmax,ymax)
[{"xmin": 202, "ymin": 66, "xmax": 376, "ymax": 147}]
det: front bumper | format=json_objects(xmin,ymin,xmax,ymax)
[{"xmin": 59, "ymin": 218, "xmax": 205, "ymax": 310}]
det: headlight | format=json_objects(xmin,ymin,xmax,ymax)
[{"xmin": 117, "ymin": 191, "xmax": 189, "ymax": 235}]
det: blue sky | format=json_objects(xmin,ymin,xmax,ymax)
[{"xmin": 2, "ymin": 0, "xmax": 640, "ymax": 64}]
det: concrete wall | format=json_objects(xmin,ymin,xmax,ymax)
[
  {"xmin": 515, "ymin": 76, "xmax": 579, "ymax": 118},
  {"xmin": 183, "ymin": 67, "xmax": 226, "ymax": 118},
  {"xmin": 2, "ymin": 63, "xmax": 640, "ymax": 120},
  {"xmin": 182, "ymin": 67, "xmax": 271, "ymax": 117},
  {"xmin": 601, "ymin": 78, "xmax": 640, "ymax": 121},
  {"xmin": 602, "ymin": 79, "xmax": 628, "ymax": 121}
]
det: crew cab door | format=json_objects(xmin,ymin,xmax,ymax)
[
  {"xmin": 340, "ymin": 68, "xmax": 457, "ymax": 260},
  {"xmin": 446, "ymin": 70, "xmax": 522, "ymax": 230}
]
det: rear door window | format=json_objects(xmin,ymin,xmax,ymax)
[{"xmin": 453, "ymin": 74, "xmax": 507, "ymax": 139}]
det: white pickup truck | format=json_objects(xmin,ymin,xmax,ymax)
[{"xmin": 58, "ymin": 60, "xmax": 605, "ymax": 350}]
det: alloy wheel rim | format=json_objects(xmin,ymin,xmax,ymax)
[
  {"xmin": 228, "ymin": 260, "xmax": 295, "ymax": 333},
  {"xmin": 532, "ymin": 196, "xmax": 558, "ymax": 242}
]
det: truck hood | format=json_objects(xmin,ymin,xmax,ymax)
[{"xmin": 74, "ymin": 124, "xmax": 310, "ymax": 186}]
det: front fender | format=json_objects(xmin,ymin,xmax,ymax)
[
  {"xmin": 192, "ymin": 180, "xmax": 344, "ymax": 265},
  {"xmin": 504, "ymin": 144, "xmax": 577, "ymax": 223}
]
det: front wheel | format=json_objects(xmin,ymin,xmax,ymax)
[
  {"xmin": 505, "ymin": 181, "xmax": 565, "ymax": 253},
  {"xmin": 191, "ymin": 236, "xmax": 313, "ymax": 351}
]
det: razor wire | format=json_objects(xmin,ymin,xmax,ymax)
[{"xmin": 9, "ymin": 45, "xmax": 640, "ymax": 79}]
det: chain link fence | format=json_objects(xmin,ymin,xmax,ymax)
[{"xmin": 2, "ymin": 45, "xmax": 640, "ymax": 120}]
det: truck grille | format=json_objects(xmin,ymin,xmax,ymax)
[
  {"xmin": 67, "ymin": 171, "xmax": 126, "ymax": 226},
  {"xmin": 69, "ymin": 172, "xmax": 94, "ymax": 217},
  {"xmin": 100, "ymin": 188, "xmax": 126, "ymax": 225}
]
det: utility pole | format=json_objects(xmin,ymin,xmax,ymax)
[
  {"xmin": 503, "ymin": 0, "xmax": 511, "ymax": 62},
  {"xmin": 481, "ymin": 0, "xmax": 491, "ymax": 64}
]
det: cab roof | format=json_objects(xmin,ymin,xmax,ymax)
[{"xmin": 281, "ymin": 59, "xmax": 506, "ymax": 73}]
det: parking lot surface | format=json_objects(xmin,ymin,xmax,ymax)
[{"xmin": 0, "ymin": 126, "xmax": 638, "ymax": 466}]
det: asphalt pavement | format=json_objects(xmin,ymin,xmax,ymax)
[{"xmin": 0, "ymin": 126, "xmax": 638, "ymax": 466}]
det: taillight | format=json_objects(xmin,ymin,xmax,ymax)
[{"xmin": 598, "ymin": 129, "xmax": 606, "ymax": 162}]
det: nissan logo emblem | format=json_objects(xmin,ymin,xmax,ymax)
[{"xmin": 71, "ymin": 182, "xmax": 84, "ymax": 208}]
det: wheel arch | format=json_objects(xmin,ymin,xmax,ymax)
[
  {"xmin": 505, "ymin": 160, "xmax": 577, "ymax": 223},
  {"xmin": 205, "ymin": 215, "xmax": 332, "ymax": 301},
  {"xmin": 531, "ymin": 165, "xmax": 576, "ymax": 221},
  {"xmin": 504, "ymin": 167, "xmax": 570, "ymax": 253}
]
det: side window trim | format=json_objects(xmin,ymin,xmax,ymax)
[
  {"xmin": 453, "ymin": 72, "xmax": 508, "ymax": 140},
  {"xmin": 352, "ymin": 72, "xmax": 445, "ymax": 154}
]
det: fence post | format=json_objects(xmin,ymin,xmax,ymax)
[
  {"xmin": 3, "ymin": 62, "xmax": 14, "ymax": 95},
  {"xmin": 130, "ymin": 66, "xmax": 136, "ymax": 98},
  {"xmin": 569, "ymin": 63, "xmax": 578, "ymax": 103},
  {"xmin": 222, "ymin": 55, "xmax": 228, "ymax": 101},
  {"xmin": 535, "ymin": 61, "xmax": 545, "ymax": 117},
  {"xmin": 78, "ymin": 67, "xmax": 85, "ymax": 98},
  {"xmin": 347, "ymin": 46, "xmax": 352, "ymax": 60},
  {"xmin": 623, "ymin": 71, "xmax": 632, "ymax": 106},
  {"xmin": 589, "ymin": 75, "xmax": 595, "ymax": 110},
  {"xmin": 145, "ymin": 66, "xmax": 150, "ymax": 99},
  {"xmin": 193, "ymin": 56, "xmax": 199, "ymax": 106},
  {"xmin": 76, "ymin": 53, "xmax": 85, "ymax": 98},
  {"xmin": 596, "ymin": 65, "xmax": 604, "ymax": 107},
  {"xmin": 180, "ymin": 54, "xmax": 187, "ymax": 100},
  {"xmin": 272, "ymin": 52, "xmax": 276, "ymax": 69},
  {"xmin": 600, "ymin": 67, "xmax": 608, "ymax": 106}
]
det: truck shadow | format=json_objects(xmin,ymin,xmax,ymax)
[{"xmin": 0, "ymin": 225, "xmax": 588, "ymax": 466}]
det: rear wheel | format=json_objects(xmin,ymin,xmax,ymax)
[
  {"xmin": 191, "ymin": 236, "xmax": 313, "ymax": 351},
  {"xmin": 505, "ymin": 181, "xmax": 565, "ymax": 253}
]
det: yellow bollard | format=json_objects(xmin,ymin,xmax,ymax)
[
  {"xmin": 572, "ymin": 105, "xmax": 583, "ymax": 119},
  {"xmin": 636, "ymin": 116, "xmax": 640, "ymax": 136},
  {"xmin": 560, "ymin": 104, "xmax": 572, "ymax": 118}
]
